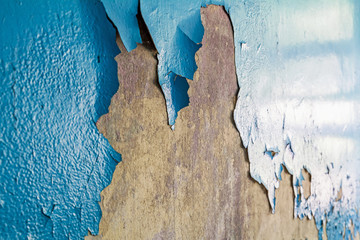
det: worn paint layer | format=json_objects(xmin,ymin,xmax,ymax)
[
  {"xmin": 93, "ymin": 6, "xmax": 318, "ymax": 239},
  {"xmin": 102, "ymin": 1, "xmax": 360, "ymax": 239},
  {"xmin": 232, "ymin": 1, "xmax": 360, "ymax": 239},
  {"xmin": 0, "ymin": 0, "xmax": 120, "ymax": 239}
]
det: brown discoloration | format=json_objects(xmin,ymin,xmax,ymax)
[
  {"xmin": 335, "ymin": 187, "xmax": 343, "ymax": 202},
  {"xmin": 91, "ymin": 5, "xmax": 318, "ymax": 240},
  {"xmin": 302, "ymin": 168, "xmax": 311, "ymax": 199}
]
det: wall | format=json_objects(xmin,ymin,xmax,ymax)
[
  {"xmin": 1, "ymin": 0, "xmax": 358, "ymax": 239},
  {"xmin": 92, "ymin": 6, "xmax": 318, "ymax": 239}
]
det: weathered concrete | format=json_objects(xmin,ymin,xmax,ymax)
[{"xmin": 91, "ymin": 6, "xmax": 318, "ymax": 239}]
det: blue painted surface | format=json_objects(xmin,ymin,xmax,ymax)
[
  {"xmin": 140, "ymin": 0, "xmax": 204, "ymax": 125},
  {"xmin": 102, "ymin": 0, "xmax": 204, "ymax": 126},
  {"xmin": 103, "ymin": 1, "xmax": 360, "ymax": 239},
  {"xmin": 101, "ymin": 0, "xmax": 142, "ymax": 52},
  {"xmin": 0, "ymin": 0, "xmax": 120, "ymax": 239}
]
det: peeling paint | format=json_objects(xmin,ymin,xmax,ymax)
[
  {"xmin": 94, "ymin": 7, "xmax": 318, "ymax": 239},
  {"xmin": 140, "ymin": 0, "xmax": 204, "ymax": 126},
  {"xmin": 102, "ymin": 0, "xmax": 360, "ymax": 239},
  {"xmin": 0, "ymin": 0, "xmax": 358, "ymax": 238},
  {"xmin": 0, "ymin": 0, "xmax": 120, "ymax": 239},
  {"xmin": 231, "ymin": 1, "xmax": 360, "ymax": 239}
]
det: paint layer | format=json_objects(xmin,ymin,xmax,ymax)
[{"xmin": 0, "ymin": 0, "xmax": 120, "ymax": 239}]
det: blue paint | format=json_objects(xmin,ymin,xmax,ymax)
[
  {"xmin": 102, "ymin": 0, "xmax": 204, "ymax": 125},
  {"xmin": 165, "ymin": 72, "xmax": 190, "ymax": 119},
  {"xmin": 101, "ymin": 0, "xmax": 142, "ymax": 52},
  {"xmin": 0, "ymin": 0, "xmax": 120, "ymax": 239},
  {"xmin": 141, "ymin": 0, "xmax": 204, "ymax": 125}
]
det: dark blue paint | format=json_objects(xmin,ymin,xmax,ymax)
[
  {"xmin": 169, "ymin": 72, "xmax": 190, "ymax": 116},
  {"xmin": 0, "ymin": 0, "xmax": 120, "ymax": 239}
]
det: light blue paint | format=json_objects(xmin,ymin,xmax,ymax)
[
  {"xmin": 102, "ymin": 0, "xmax": 204, "ymax": 126},
  {"xmin": 141, "ymin": 0, "xmax": 204, "ymax": 125},
  {"xmin": 102, "ymin": 0, "xmax": 142, "ymax": 52},
  {"xmin": 103, "ymin": 1, "xmax": 360, "ymax": 239},
  {"xmin": 231, "ymin": 1, "xmax": 360, "ymax": 239},
  {"xmin": 0, "ymin": 0, "xmax": 120, "ymax": 239}
]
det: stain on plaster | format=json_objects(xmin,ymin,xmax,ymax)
[
  {"xmin": 102, "ymin": 1, "xmax": 360, "ymax": 239},
  {"xmin": 0, "ymin": 0, "xmax": 120, "ymax": 239}
]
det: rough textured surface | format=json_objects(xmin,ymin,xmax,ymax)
[
  {"xmin": 0, "ymin": 1, "xmax": 120, "ymax": 239},
  {"xmin": 93, "ymin": 6, "xmax": 318, "ymax": 239}
]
